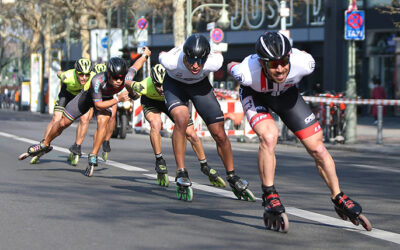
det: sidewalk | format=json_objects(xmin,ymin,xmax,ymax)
[{"xmin": 279, "ymin": 116, "xmax": 400, "ymax": 156}]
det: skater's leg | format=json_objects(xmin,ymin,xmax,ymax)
[
  {"xmin": 252, "ymin": 118, "xmax": 279, "ymax": 187},
  {"xmin": 207, "ymin": 121, "xmax": 234, "ymax": 172},
  {"xmin": 43, "ymin": 115, "xmax": 74, "ymax": 146},
  {"xmin": 186, "ymin": 124, "xmax": 225, "ymax": 187},
  {"xmin": 43, "ymin": 111, "xmax": 63, "ymax": 139},
  {"xmin": 301, "ymin": 131, "xmax": 341, "ymax": 198},
  {"xmin": 101, "ymin": 105, "xmax": 116, "ymax": 161},
  {"xmin": 146, "ymin": 111, "xmax": 163, "ymax": 155},
  {"xmin": 90, "ymin": 112, "xmax": 110, "ymax": 156},
  {"xmin": 74, "ymin": 108, "xmax": 93, "ymax": 145},
  {"xmin": 170, "ymin": 106, "xmax": 189, "ymax": 171}
]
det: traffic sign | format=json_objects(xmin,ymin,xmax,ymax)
[
  {"xmin": 345, "ymin": 10, "xmax": 365, "ymax": 40},
  {"xmin": 210, "ymin": 28, "xmax": 224, "ymax": 43},
  {"xmin": 137, "ymin": 18, "xmax": 148, "ymax": 30}
]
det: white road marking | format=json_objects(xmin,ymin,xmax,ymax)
[
  {"xmin": 351, "ymin": 164, "xmax": 400, "ymax": 174},
  {"xmin": 2, "ymin": 131, "xmax": 399, "ymax": 244}
]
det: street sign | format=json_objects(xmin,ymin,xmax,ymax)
[
  {"xmin": 211, "ymin": 42, "xmax": 228, "ymax": 52},
  {"xmin": 137, "ymin": 18, "xmax": 148, "ymax": 30},
  {"xmin": 210, "ymin": 28, "xmax": 224, "ymax": 43},
  {"xmin": 345, "ymin": 10, "xmax": 365, "ymax": 40}
]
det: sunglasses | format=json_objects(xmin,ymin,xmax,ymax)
[
  {"xmin": 111, "ymin": 75, "xmax": 125, "ymax": 81},
  {"xmin": 264, "ymin": 56, "xmax": 290, "ymax": 68},
  {"xmin": 77, "ymin": 72, "xmax": 90, "ymax": 77},
  {"xmin": 186, "ymin": 56, "xmax": 206, "ymax": 66}
]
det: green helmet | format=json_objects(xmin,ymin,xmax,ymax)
[
  {"xmin": 150, "ymin": 64, "xmax": 166, "ymax": 85},
  {"xmin": 94, "ymin": 63, "xmax": 107, "ymax": 73},
  {"xmin": 75, "ymin": 58, "xmax": 92, "ymax": 74}
]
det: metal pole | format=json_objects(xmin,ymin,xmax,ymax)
[
  {"xmin": 345, "ymin": 40, "xmax": 357, "ymax": 143},
  {"xmin": 280, "ymin": 0, "xmax": 286, "ymax": 30},
  {"xmin": 325, "ymin": 104, "xmax": 331, "ymax": 142},
  {"xmin": 377, "ymin": 105, "xmax": 383, "ymax": 144}
]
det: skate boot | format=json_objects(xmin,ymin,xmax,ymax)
[
  {"xmin": 262, "ymin": 186, "xmax": 289, "ymax": 233},
  {"xmin": 67, "ymin": 143, "xmax": 81, "ymax": 166},
  {"xmin": 18, "ymin": 140, "xmax": 53, "ymax": 161},
  {"xmin": 101, "ymin": 140, "xmax": 111, "ymax": 162},
  {"xmin": 226, "ymin": 173, "xmax": 255, "ymax": 201},
  {"xmin": 155, "ymin": 158, "xmax": 169, "ymax": 187},
  {"xmin": 84, "ymin": 154, "xmax": 98, "ymax": 177},
  {"xmin": 200, "ymin": 164, "xmax": 226, "ymax": 188},
  {"xmin": 332, "ymin": 192, "xmax": 372, "ymax": 231},
  {"xmin": 175, "ymin": 168, "xmax": 193, "ymax": 201}
]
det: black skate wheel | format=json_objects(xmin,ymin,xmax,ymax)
[
  {"xmin": 334, "ymin": 207, "xmax": 348, "ymax": 221},
  {"xmin": 358, "ymin": 214, "xmax": 372, "ymax": 231},
  {"xmin": 263, "ymin": 214, "xmax": 272, "ymax": 230},
  {"xmin": 350, "ymin": 217, "xmax": 360, "ymax": 226}
]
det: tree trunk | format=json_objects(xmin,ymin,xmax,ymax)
[
  {"xmin": 173, "ymin": 0, "xmax": 186, "ymax": 46},
  {"xmin": 80, "ymin": 15, "xmax": 91, "ymax": 59}
]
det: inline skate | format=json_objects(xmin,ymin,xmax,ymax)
[
  {"xmin": 18, "ymin": 140, "xmax": 53, "ymax": 161},
  {"xmin": 155, "ymin": 158, "xmax": 169, "ymax": 187},
  {"xmin": 84, "ymin": 154, "xmax": 98, "ymax": 177},
  {"xmin": 67, "ymin": 143, "xmax": 81, "ymax": 166},
  {"xmin": 101, "ymin": 140, "xmax": 111, "ymax": 162},
  {"xmin": 262, "ymin": 186, "xmax": 289, "ymax": 233},
  {"xmin": 200, "ymin": 164, "xmax": 226, "ymax": 188},
  {"xmin": 226, "ymin": 173, "xmax": 255, "ymax": 201},
  {"xmin": 332, "ymin": 192, "xmax": 372, "ymax": 231},
  {"xmin": 175, "ymin": 168, "xmax": 193, "ymax": 201}
]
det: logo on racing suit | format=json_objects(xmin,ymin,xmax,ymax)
[{"xmin": 304, "ymin": 113, "xmax": 315, "ymax": 124}]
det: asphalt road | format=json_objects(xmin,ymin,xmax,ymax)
[{"xmin": 0, "ymin": 110, "xmax": 399, "ymax": 250}]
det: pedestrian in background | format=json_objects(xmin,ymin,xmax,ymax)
[{"xmin": 371, "ymin": 76, "xmax": 386, "ymax": 124}]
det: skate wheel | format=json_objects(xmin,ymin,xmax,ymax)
[
  {"xmin": 102, "ymin": 152, "xmax": 108, "ymax": 162},
  {"xmin": 350, "ymin": 217, "xmax": 360, "ymax": 226},
  {"xmin": 185, "ymin": 187, "xmax": 193, "ymax": 201},
  {"xmin": 157, "ymin": 174, "xmax": 169, "ymax": 187},
  {"xmin": 231, "ymin": 188, "xmax": 241, "ymax": 200},
  {"xmin": 30, "ymin": 156, "xmax": 39, "ymax": 164},
  {"xmin": 210, "ymin": 176, "xmax": 226, "ymax": 188},
  {"xmin": 280, "ymin": 213, "xmax": 289, "ymax": 233},
  {"xmin": 71, "ymin": 155, "xmax": 79, "ymax": 166},
  {"xmin": 18, "ymin": 152, "xmax": 30, "ymax": 161},
  {"xmin": 243, "ymin": 189, "xmax": 256, "ymax": 202},
  {"xmin": 263, "ymin": 214, "xmax": 272, "ymax": 230},
  {"xmin": 358, "ymin": 214, "xmax": 372, "ymax": 231},
  {"xmin": 335, "ymin": 207, "xmax": 348, "ymax": 221},
  {"xmin": 84, "ymin": 165, "xmax": 94, "ymax": 177},
  {"xmin": 67, "ymin": 153, "xmax": 73, "ymax": 162}
]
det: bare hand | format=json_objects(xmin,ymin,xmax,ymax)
[
  {"xmin": 118, "ymin": 90, "xmax": 130, "ymax": 102},
  {"xmin": 142, "ymin": 46, "xmax": 151, "ymax": 57}
]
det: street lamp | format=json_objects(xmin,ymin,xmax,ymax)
[{"xmin": 186, "ymin": 0, "xmax": 229, "ymax": 37}]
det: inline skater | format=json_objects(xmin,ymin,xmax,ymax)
[
  {"xmin": 30, "ymin": 58, "xmax": 96, "ymax": 165},
  {"xmin": 228, "ymin": 32, "xmax": 372, "ymax": 232},
  {"xmin": 19, "ymin": 48, "xmax": 151, "ymax": 177},
  {"xmin": 128, "ymin": 63, "xmax": 226, "ymax": 188},
  {"xmin": 94, "ymin": 63, "xmax": 115, "ymax": 162},
  {"xmin": 159, "ymin": 34, "xmax": 254, "ymax": 202}
]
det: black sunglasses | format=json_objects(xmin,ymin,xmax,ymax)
[{"xmin": 186, "ymin": 56, "xmax": 206, "ymax": 66}]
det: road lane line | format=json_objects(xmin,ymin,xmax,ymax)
[{"xmin": 2, "ymin": 131, "xmax": 400, "ymax": 244}]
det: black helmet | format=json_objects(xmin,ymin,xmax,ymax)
[
  {"xmin": 75, "ymin": 58, "xmax": 92, "ymax": 74},
  {"xmin": 183, "ymin": 34, "xmax": 210, "ymax": 64},
  {"xmin": 255, "ymin": 32, "xmax": 291, "ymax": 61},
  {"xmin": 107, "ymin": 57, "xmax": 128, "ymax": 79}
]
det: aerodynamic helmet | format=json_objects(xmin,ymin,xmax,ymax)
[
  {"xmin": 107, "ymin": 57, "xmax": 128, "ymax": 79},
  {"xmin": 183, "ymin": 34, "xmax": 210, "ymax": 65},
  {"xmin": 75, "ymin": 58, "xmax": 92, "ymax": 74},
  {"xmin": 255, "ymin": 32, "xmax": 291, "ymax": 61},
  {"xmin": 150, "ymin": 64, "xmax": 166, "ymax": 85},
  {"xmin": 94, "ymin": 63, "xmax": 107, "ymax": 73}
]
